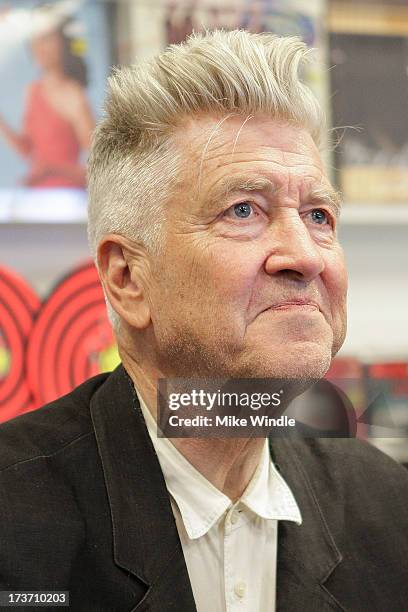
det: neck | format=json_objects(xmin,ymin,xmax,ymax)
[
  {"xmin": 42, "ymin": 68, "xmax": 65, "ymax": 84},
  {"xmin": 120, "ymin": 348, "xmax": 265, "ymax": 501}
]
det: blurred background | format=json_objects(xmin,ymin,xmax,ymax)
[{"xmin": 0, "ymin": 0, "xmax": 407, "ymax": 463}]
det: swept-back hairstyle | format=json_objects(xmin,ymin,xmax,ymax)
[{"xmin": 87, "ymin": 29, "xmax": 324, "ymax": 325}]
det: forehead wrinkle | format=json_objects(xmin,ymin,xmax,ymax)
[{"xmin": 202, "ymin": 150, "xmax": 323, "ymax": 173}]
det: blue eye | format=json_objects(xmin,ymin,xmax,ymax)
[
  {"xmin": 233, "ymin": 202, "xmax": 253, "ymax": 218},
  {"xmin": 310, "ymin": 209, "xmax": 329, "ymax": 225}
]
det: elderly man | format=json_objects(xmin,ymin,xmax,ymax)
[{"xmin": 0, "ymin": 30, "xmax": 407, "ymax": 612}]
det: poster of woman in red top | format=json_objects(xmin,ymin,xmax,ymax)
[{"xmin": 0, "ymin": 2, "xmax": 111, "ymax": 221}]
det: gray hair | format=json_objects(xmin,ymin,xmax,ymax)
[{"xmin": 87, "ymin": 29, "xmax": 325, "ymax": 328}]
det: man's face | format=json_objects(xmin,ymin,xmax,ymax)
[{"xmin": 147, "ymin": 115, "xmax": 347, "ymax": 379}]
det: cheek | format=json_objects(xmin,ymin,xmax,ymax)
[
  {"xmin": 163, "ymin": 241, "xmax": 263, "ymax": 317},
  {"xmin": 199, "ymin": 243, "xmax": 263, "ymax": 305},
  {"xmin": 324, "ymin": 251, "xmax": 348, "ymax": 317}
]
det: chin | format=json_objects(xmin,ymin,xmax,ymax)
[
  {"xmin": 280, "ymin": 347, "xmax": 332, "ymax": 380},
  {"xmin": 234, "ymin": 340, "xmax": 333, "ymax": 381}
]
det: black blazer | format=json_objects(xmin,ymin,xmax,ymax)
[{"xmin": 0, "ymin": 365, "xmax": 407, "ymax": 612}]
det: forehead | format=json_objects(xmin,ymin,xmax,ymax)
[{"xmin": 176, "ymin": 114, "xmax": 328, "ymax": 205}]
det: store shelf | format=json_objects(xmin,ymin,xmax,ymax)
[
  {"xmin": 340, "ymin": 204, "xmax": 408, "ymax": 225},
  {"xmin": 0, "ymin": 189, "xmax": 87, "ymax": 224}
]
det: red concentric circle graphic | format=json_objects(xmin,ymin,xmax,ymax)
[
  {"xmin": 26, "ymin": 261, "xmax": 118, "ymax": 405},
  {"xmin": 0, "ymin": 266, "xmax": 40, "ymax": 423}
]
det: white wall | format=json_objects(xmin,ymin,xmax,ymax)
[{"xmin": 338, "ymin": 223, "xmax": 408, "ymax": 361}]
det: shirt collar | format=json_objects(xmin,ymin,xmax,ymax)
[{"xmin": 136, "ymin": 386, "xmax": 302, "ymax": 539}]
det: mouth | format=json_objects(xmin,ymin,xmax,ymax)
[{"xmin": 265, "ymin": 299, "xmax": 321, "ymax": 312}]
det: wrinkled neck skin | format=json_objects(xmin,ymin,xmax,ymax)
[{"xmin": 119, "ymin": 329, "xmax": 292, "ymax": 502}]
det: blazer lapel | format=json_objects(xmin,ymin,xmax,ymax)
[
  {"xmin": 90, "ymin": 365, "xmax": 197, "ymax": 612},
  {"xmin": 270, "ymin": 437, "xmax": 346, "ymax": 612}
]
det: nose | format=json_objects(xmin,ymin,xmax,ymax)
[{"xmin": 264, "ymin": 214, "xmax": 325, "ymax": 282}]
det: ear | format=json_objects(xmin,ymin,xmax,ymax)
[{"xmin": 97, "ymin": 234, "xmax": 151, "ymax": 330}]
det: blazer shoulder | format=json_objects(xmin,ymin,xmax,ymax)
[
  {"xmin": 0, "ymin": 371, "xmax": 110, "ymax": 473},
  {"xmin": 287, "ymin": 437, "xmax": 408, "ymax": 513},
  {"xmin": 311, "ymin": 437, "xmax": 407, "ymax": 478},
  {"xmin": 292, "ymin": 437, "xmax": 407, "ymax": 479}
]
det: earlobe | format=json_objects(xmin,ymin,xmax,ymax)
[{"xmin": 97, "ymin": 235, "xmax": 151, "ymax": 330}]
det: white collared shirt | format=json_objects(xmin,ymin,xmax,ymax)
[{"xmin": 137, "ymin": 389, "xmax": 302, "ymax": 612}]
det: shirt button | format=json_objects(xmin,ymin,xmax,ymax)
[
  {"xmin": 230, "ymin": 511, "xmax": 239, "ymax": 525},
  {"xmin": 234, "ymin": 581, "xmax": 246, "ymax": 599}
]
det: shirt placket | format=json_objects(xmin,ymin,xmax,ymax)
[{"xmin": 223, "ymin": 503, "xmax": 248, "ymax": 611}]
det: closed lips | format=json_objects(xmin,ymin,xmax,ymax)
[{"xmin": 268, "ymin": 300, "xmax": 320, "ymax": 310}]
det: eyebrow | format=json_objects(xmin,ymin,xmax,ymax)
[
  {"xmin": 308, "ymin": 184, "xmax": 343, "ymax": 218},
  {"xmin": 204, "ymin": 174, "xmax": 342, "ymax": 218}
]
